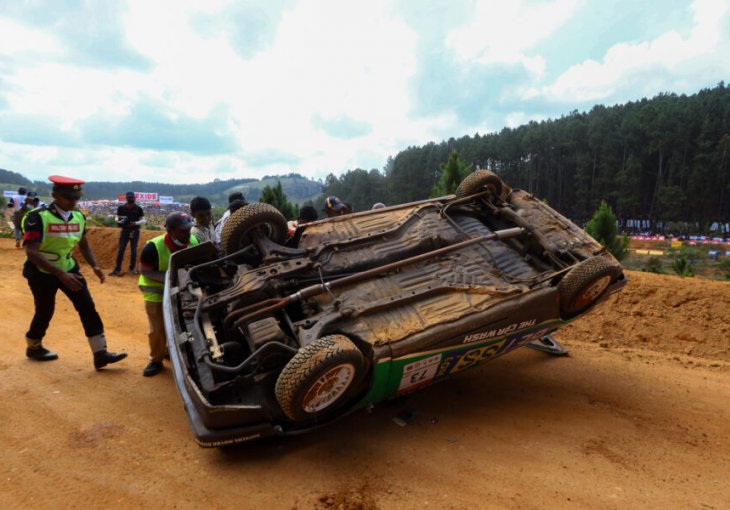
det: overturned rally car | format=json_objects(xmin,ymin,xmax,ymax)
[{"xmin": 163, "ymin": 170, "xmax": 626, "ymax": 447}]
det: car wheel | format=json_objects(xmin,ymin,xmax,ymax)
[
  {"xmin": 275, "ymin": 335, "xmax": 365, "ymax": 422},
  {"xmin": 456, "ymin": 169, "xmax": 505, "ymax": 199},
  {"xmin": 558, "ymin": 256, "xmax": 620, "ymax": 318},
  {"xmin": 220, "ymin": 203, "xmax": 287, "ymax": 256}
]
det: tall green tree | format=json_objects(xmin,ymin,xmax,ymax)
[
  {"xmin": 431, "ymin": 150, "xmax": 471, "ymax": 197},
  {"xmin": 260, "ymin": 180, "xmax": 297, "ymax": 219},
  {"xmin": 585, "ymin": 201, "xmax": 630, "ymax": 260}
]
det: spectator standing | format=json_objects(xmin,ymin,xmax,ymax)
[
  {"xmin": 138, "ymin": 212, "xmax": 199, "ymax": 377},
  {"xmin": 4, "ymin": 197, "xmax": 15, "ymax": 231},
  {"xmin": 21, "ymin": 175, "xmax": 127, "ymax": 369},
  {"xmin": 110, "ymin": 192, "xmax": 145, "ymax": 276},
  {"xmin": 215, "ymin": 192, "xmax": 247, "ymax": 245},
  {"xmin": 190, "ymin": 196, "xmax": 216, "ymax": 244},
  {"xmin": 12, "ymin": 193, "xmax": 35, "ymax": 248},
  {"xmin": 323, "ymin": 195, "xmax": 353, "ymax": 218},
  {"xmin": 287, "ymin": 204, "xmax": 319, "ymax": 238}
]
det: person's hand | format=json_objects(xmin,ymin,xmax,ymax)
[
  {"xmin": 58, "ymin": 272, "xmax": 84, "ymax": 291},
  {"xmin": 93, "ymin": 266, "xmax": 105, "ymax": 283}
]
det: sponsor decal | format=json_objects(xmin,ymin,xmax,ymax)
[
  {"xmin": 48, "ymin": 223, "xmax": 80, "ymax": 233},
  {"xmin": 397, "ymin": 353, "xmax": 442, "ymax": 395},
  {"xmin": 437, "ymin": 325, "xmax": 555, "ymax": 380},
  {"xmin": 462, "ymin": 319, "xmax": 536, "ymax": 343}
]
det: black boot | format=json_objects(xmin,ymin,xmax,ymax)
[
  {"xmin": 26, "ymin": 346, "xmax": 59, "ymax": 361},
  {"xmin": 94, "ymin": 350, "xmax": 128, "ymax": 370}
]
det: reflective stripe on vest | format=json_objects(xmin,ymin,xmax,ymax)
[
  {"xmin": 138, "ymin": 234, "xmax": 199, "ymax": 302},
  {"xmin": 24, "ymin": 208, "xmax": 85, "ymax": 273}
]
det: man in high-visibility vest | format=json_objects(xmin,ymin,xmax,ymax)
[
  {"xmin": 138, "ymin": 211, "xmax": 199, "ymax": 377},
  {"xmin": 21, "ymin": 175, "xmax": 128, "ymax": 369}
]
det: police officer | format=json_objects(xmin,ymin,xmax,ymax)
[
  {"xmin": 22, "ymin": 175, "xmax": 127, "ymax": 370},
  {"xmin": 138, "ymin": 212, "xmax": 199, "ymax": 376},
  {"xmin": 109, "ymin": 191, "xmax": 145, "ymax": 276}
]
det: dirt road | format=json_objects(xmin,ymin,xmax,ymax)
[{"xmin": 1, "ymin": 231, "xmax": 728, "ymax": 509}]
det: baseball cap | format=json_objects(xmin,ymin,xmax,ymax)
[
  {"xmin": 26, "ymin": 191, "xmax": 38, "ymax": 198},
  {"xmin": 324, "ymin": 195, "xmax": 345, "ymax": 211},
  {"xmin": 165, "ymin": 212, "xmax": 193, "ymax": 230}
]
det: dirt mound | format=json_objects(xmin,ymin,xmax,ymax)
[
  {"xmin": 74, "ymin": 226, "xmax": 160, "ymax": 270},
  {"xmin": 559, "ymin": 271, "xmax": 730, "ymax": 362}
]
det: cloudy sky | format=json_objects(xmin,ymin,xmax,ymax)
[{"xmin": 1, "ymin": 0, "xmax": 728, "ymax": 184}]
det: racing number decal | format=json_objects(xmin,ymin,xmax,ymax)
[{"xmin": 397, "ymin": 354, "xmax": 442, "ymax": 395}]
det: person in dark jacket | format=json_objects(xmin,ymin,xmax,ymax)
[{"xmin": 109, "ymin": 192, "xmax": 145, "ymax": 276}]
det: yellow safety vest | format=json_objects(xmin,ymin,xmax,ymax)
[
  {"xmin": 23, "ymin": 207, "xmax": 85, "ymax": 273},
  {"xmin": 138, "ymin": 234, "xmax": 199, "ymax": 302}
]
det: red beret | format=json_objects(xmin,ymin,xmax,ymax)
[{"xmin": 49, "ymin": 175, "xmax": 85, "ymax": 188}]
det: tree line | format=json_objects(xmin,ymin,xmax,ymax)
[{"xmin": 322, "ymin": 83, "xmax": 730, "ymax": 233}]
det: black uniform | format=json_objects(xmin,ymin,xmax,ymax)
[{"xmin": 112, "ymin": 203, "xmax": 144, "ymax": 273}]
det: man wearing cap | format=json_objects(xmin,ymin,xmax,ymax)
[
  {"xmin": 323, "ymin": 195, "xmax": 353, "ymax": 218},
  {"xmin": 21, "ymin": 175, "xmax": 128, "ymax": 369},
  {"xmin": 138, "ymin": 211, "xmax": 199, "ymax": 376},
  {"xmin": 109, "ymin": 191, "xmax": 145, "ymax": 276}
]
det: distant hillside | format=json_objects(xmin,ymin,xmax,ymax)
[{"xmin": 0, "ymin": 172, "xmax": 323, "ymax": 207}]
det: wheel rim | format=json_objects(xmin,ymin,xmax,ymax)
[
  {"xmin": 302, "ymin": 363, "xmax": 355, "ymax": 413},
  {"xmin": 574, "ymin": 275, "xmax": 612, "ymax": 310}
]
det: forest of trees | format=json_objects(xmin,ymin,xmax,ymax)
[{"xmin": 323, "ymin": 83, "xmax": 730, "ymax": 232}]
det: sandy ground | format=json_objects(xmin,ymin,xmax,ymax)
[{"xmin": 1, "ymin": 229, "xmax": 729, "ymax": 510}]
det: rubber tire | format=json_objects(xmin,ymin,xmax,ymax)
[
  {"xmin": 220, "ymin": 203, "xmax": 287, "ymax": 256},
  {"xmin": 456, "ymin": 169, "xmax": 504, "ymax": 199},
  {"xmin": 275, "ymin": 335, "xmax": 365, "ymax": 422},
  {"xmin": 558, "ymin": 256, "xmax": 620, "ymax": 319}
]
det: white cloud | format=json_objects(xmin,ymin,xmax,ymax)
[
  {"xmin": 538, "ymin": 0, "xmax": 730, "ymax": 102},
  {"xmin": 445, "ymin": 0, "xmax": 580, "ymax": 68},
  {"xmin": 0, "ymin": 18, "xmax": 59, "ymax": 55}
]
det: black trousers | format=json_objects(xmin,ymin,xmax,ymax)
[
  {"xmin": 113, "ymin": 228, "xmax": 140, "ymax": 272},
  {"xmin": 23, "ymin": 261, "xmax": 104, "ymax": 341}
]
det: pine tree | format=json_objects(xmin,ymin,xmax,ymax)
[
  {"xmin": 260, "ymin": 180, "xmax": 296, "ymax": 219},
  {"xmin": 431, "ymin": 150, "xmax": 470, "ymax": 197},
  {"xmin": 585, "ymin": 200, "xmax": 629, "ymax": 260}
]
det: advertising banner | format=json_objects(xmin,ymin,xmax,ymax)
[
  {"xmin": 118, "ymin": 192, "xmax": 159, "ymax": 202},
  {"xmin": 159, "ymin": 195, "xmax": 173, "ymax": 205}
]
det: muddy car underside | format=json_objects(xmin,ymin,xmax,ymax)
[{"xmin": 164, "ymin": 170, "xmax": 625, "ymax": 445}]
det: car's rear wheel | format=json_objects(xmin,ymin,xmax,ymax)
[
  {"xmin": 456, "ymin": 169, "xmax": 505, "ymax": 200},
  {"xmin": 558, "ymin": 256, "xmax": 620, "ymax": 318},
  {"xmin": 220, "ymin": 203, "xmax": 287, "ymax": 256},
  {"xmin": 275, "ymin": 335, "xmax": 365, "ymax": 422}
]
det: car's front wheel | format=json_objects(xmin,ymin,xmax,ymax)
[
  {"xmin": 558, "ymin": 256, "xmax": 620, "ymax": 318},
  {"xmin": 220, "ymin": 202, "xmax": 287, "ymax": 256},
  {"xmin": 275, "ymin": 335, "xmax": 365, "ymax": 422}
]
